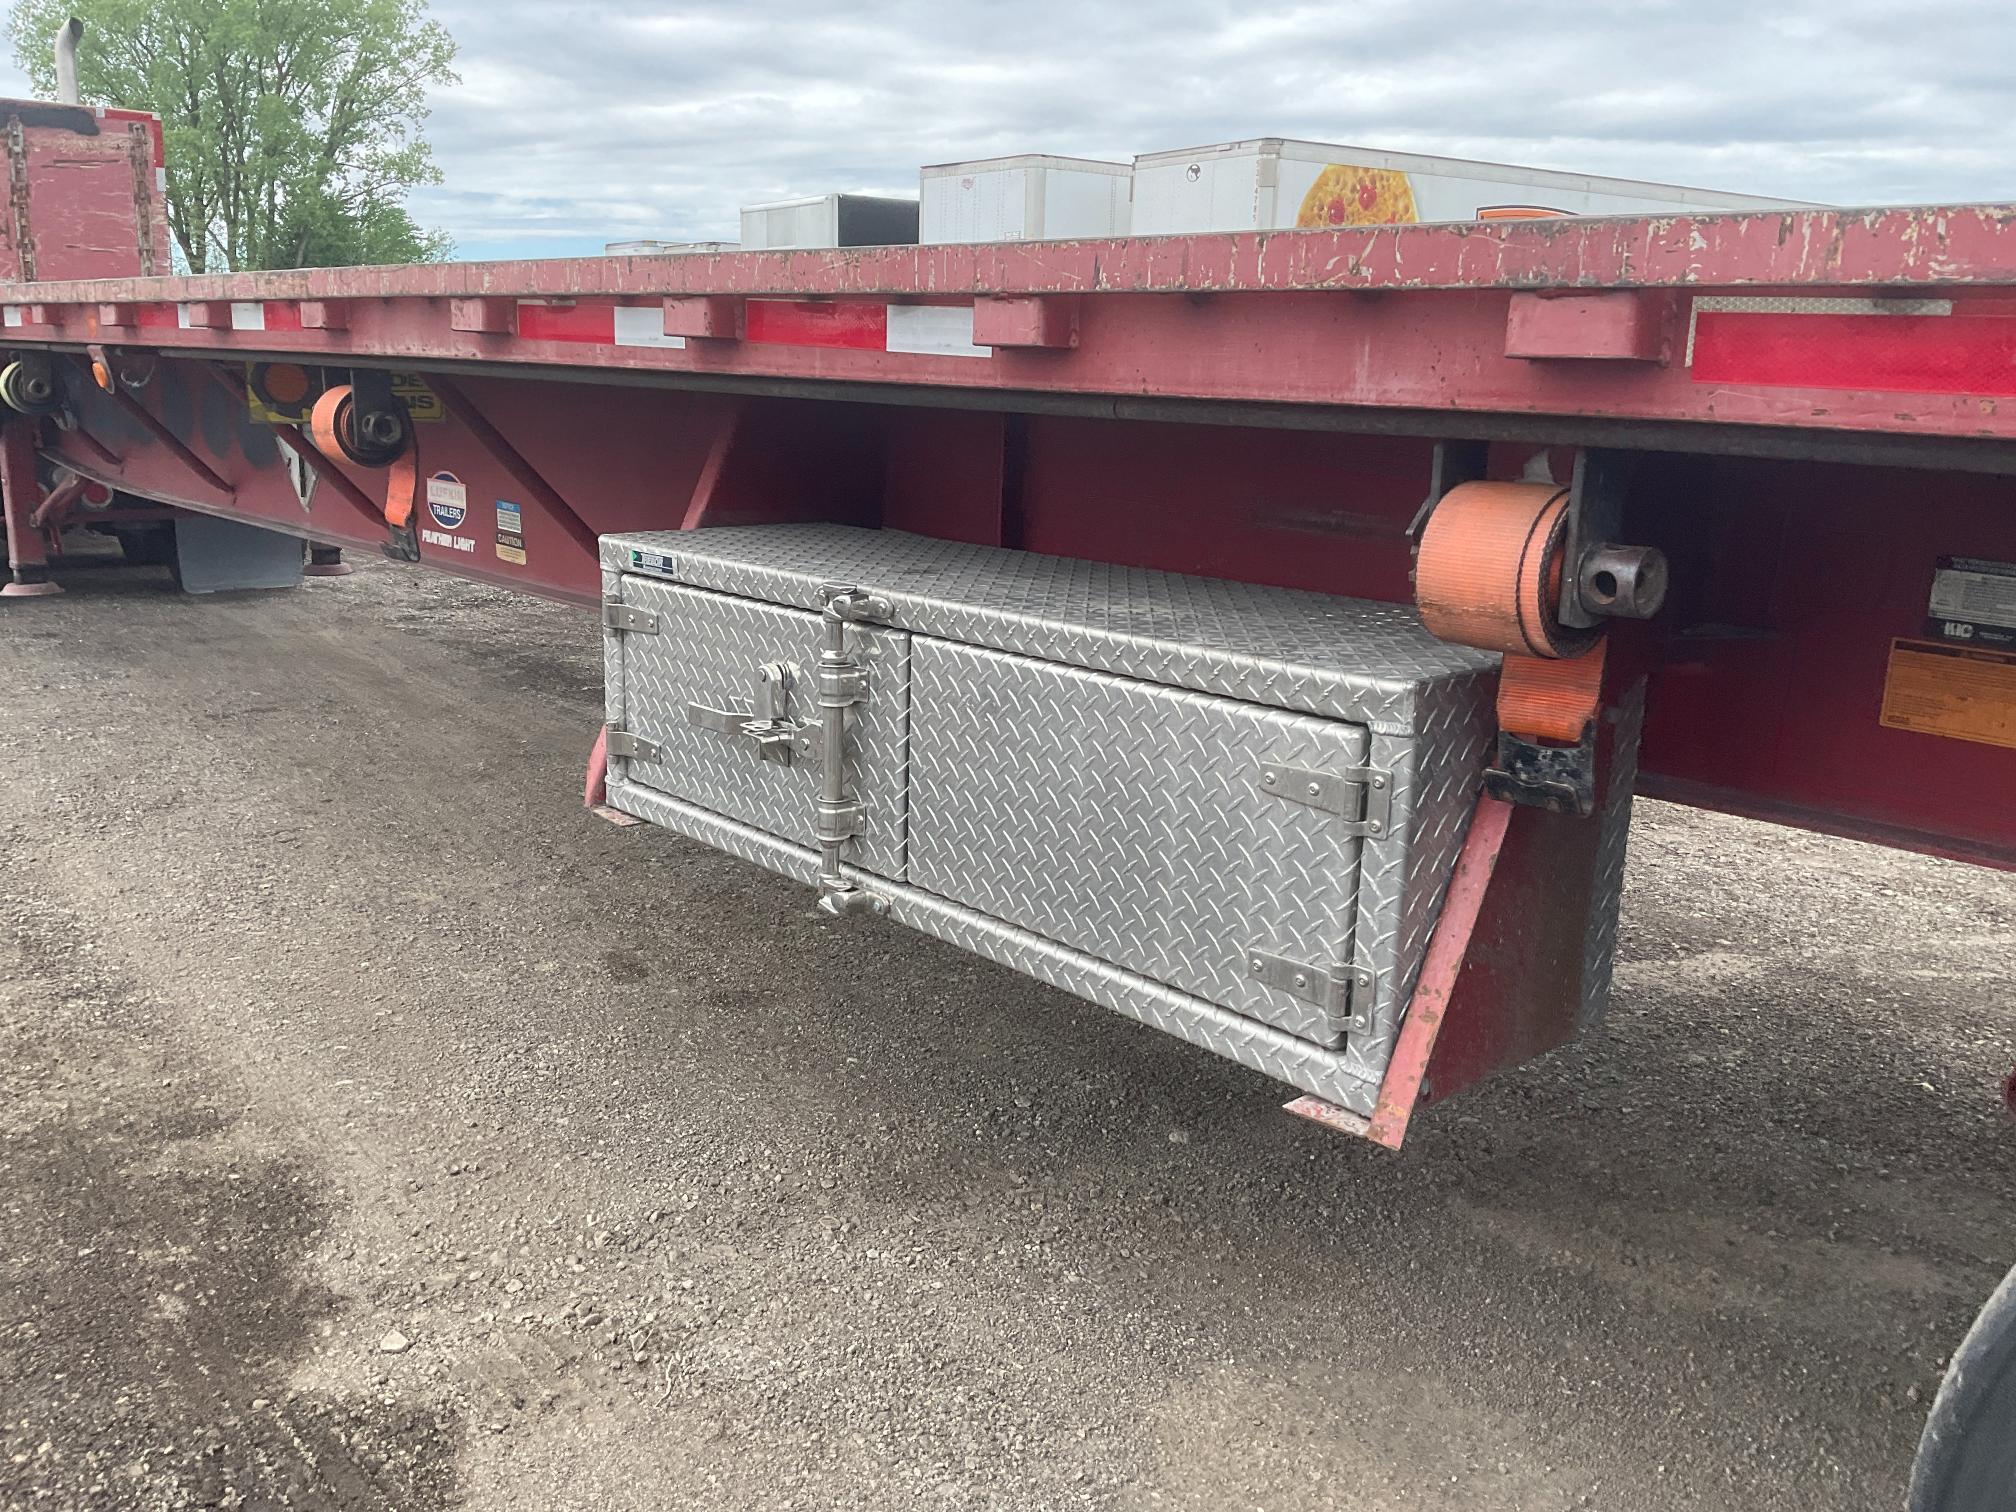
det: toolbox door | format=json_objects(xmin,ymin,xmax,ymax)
[
  {"xmin": 905, "ymin": 639, "xmax": 1372, "ymax": 1047},
  {"xmin": 612, "ymin": 576, "xmax": 910, "ymax": 878}
]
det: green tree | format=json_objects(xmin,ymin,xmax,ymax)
[{"xmin": 6, "ymin": 0, "xmax": 458, "ymax": 271}]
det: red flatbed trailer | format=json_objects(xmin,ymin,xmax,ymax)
[{"xmin": 2, "ymin": 96, "xmax": 2013, "ymax": 1507}]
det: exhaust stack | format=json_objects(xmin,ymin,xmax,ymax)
[{"xmin": 53, "ymin": 17, "xmax": 81, "ymax": 104}]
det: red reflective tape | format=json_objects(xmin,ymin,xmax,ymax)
[
  {"xmin": 1692, "ymin": 311, "xmax": 2016, "ymax": 397},
  {"xmin": 262, "ymin": 302, "xmax": 302, "ymax": 333},
  {"xmin": 745, "ymin": 299, "xmax": 887, "ymax": 351},
  {"xmin": 516, "ymin": 301, "xmax": 617, "ymax": 343},
  {"xmin": 135, "ymin": 303, "xmax": 178, "ymax": 330}
]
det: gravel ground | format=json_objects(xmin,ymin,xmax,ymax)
[{"xmin": 1, "ymin": 545, "xmax": 2013, "ymax": 1511}]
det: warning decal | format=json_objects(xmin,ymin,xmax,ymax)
[
  {"xmin": 1880, "ymin": 638, "xmax": 2016, "ymax": 751},
  {"xmin": 1927, "ymin": 556, "xmax": 2016, "ymax": 648},
  {"xmin": 495, "ymin": 499, "xmax": 526, "ymax": 565}
]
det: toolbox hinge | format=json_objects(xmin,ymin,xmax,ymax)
[
  {"xmin": 605, "ymin": 727, "xmax": 661, "ymax": 764},
  {"xmin": 1244, "ymin": 947, "xmax": 1373, "ymax": 1037},
  {"xmin": 1256, "ymin": 761, "xmax": 1392, "ymax": 838},
  {"xmin": 602, "ymin": 602, "xmax": 660, "ymax": 634}
]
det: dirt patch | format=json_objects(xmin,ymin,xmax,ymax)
[
  {"xmin": 0, "ymin": 902, "xmax": 459, "ymax": 1510},
  {"xmin": 0, "ymin": 549, "xmax": 2012, "ymax": 1510}
]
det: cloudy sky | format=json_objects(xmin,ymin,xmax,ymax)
[{"xmin": 8, "ymin": 0, "xmax": 2016, "ymax": 261}]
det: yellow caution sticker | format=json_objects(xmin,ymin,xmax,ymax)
[{"xmin": 1880, "ymin": 638, "xmax": 2016, "ymax": 750}]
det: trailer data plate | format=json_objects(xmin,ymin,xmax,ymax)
[{"xmin": 599, "ymin": 525, "xmax": 1497, "ymax": 1114}]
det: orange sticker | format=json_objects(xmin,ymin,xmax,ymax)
[{"xmin": 1879, "ymin": 638, "xmax": 2016, "ymax": 750}]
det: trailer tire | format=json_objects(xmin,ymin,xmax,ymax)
[{"xmin": 1911, "ymin": 1260, "xmax": 2016, "ymax": 1511}]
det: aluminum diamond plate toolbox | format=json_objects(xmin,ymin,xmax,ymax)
[{"xmin": 601, "ymin": 526, "xmax": 1498, "ymax": 1114}]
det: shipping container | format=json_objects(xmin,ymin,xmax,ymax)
[
  {"xmin": 1130, "ymin": 137, "xmax": 1815, "ymax": 235},
  {"xmin": 738, "ymin": 193, "xmax": 919, "ymax": 250},
  {"xmin": 920, "ymin": 154, "xmax": 1131, "ymax": 243}
]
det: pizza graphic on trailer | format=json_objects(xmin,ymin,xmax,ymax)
[
  {"xmin": 1296, "ymin": 165, "xmax": 1419, "ymax": 227},
  {"xmin": 1292, "ymin": 166, "xmax": 1574, "ymax": 227}
]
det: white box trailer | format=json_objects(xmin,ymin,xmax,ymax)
[
  {"xmin": 920, "ymin": 155, "xmax": 1131, "ymax": 243},
  {"xmin": 603, "ymin": 239, "xmax": 739, "ymax": 256},
  {"xmin": 1130, "ymin": 137, "xmax": 1816, "ymax": 236},
  {"xmin": 739, "ymin": 194, "xmax": 920, "ymax": 251}
]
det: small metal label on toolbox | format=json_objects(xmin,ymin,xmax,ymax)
[
  {"xmin": 1926, "ymin": 556, "xmax": 2016, "ymax": 648},
  {"xmin": 629, "ymin": 549, "xmax": 677, "ymax": 578},
  {"xmin": 1880, "ymin": 637, "xmax": 2016, "ymax": 750}
]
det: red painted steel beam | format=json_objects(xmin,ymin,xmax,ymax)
[
  {"xmin": 680, "ymin": 398, "xmax": 747, "ymax": 531},
  {"xmin": 13, "ymin": 284, "xmax": 2016, "ymax": 452},
  {"xmin": 428, "ymin": 377, "xmax": 599, "ymax": 560},
  {"xmin": 1363, "ymin": 796, "xmax": 1515, "ymax": 1149},
  {"xmin": 106, "ymin": 385, "xmax": 233, "ymax": 497},
  {"xmin": 67, "ymin": 425, "xmax": 122, "ymax": 468},
  {"xmin": 7, "ymin": 205, "xmax": 2016, "ymax": 302},
  {"xmin": 0, "ymin": 418, "xmax": 58, "ymax": 589}
]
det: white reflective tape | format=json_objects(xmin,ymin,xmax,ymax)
[
  {"xmin": 885, "ymin": 303, "xmax": 990, "ymax": 359},
  {"xmin": 612, "ymin": 304, "xmax": 686, "ymax": 350},
  {"xmin": 229, "ymin": 301, "xmax": 265, "ymax": 331},
  {"xmin": 1692, "ymin": 295, "xmax": 1954, "ymax": 318},
  {"xmin": 2, "ymin": 306, "xmax": 21, "ymax": 328},
  {"xmin": 175, "ymin": 303, "xmax": 193, "ymax": 328},
  {"xmin": 155, "ymin": 166, "xmax": 167, "ymax": 191}
]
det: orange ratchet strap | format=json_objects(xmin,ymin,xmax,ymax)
[
  {"xmin": 307, "ymin": 384, "xmax": 419, "ymax": 555},
  {"xmin": 1415, "ymin": 479, "xmax": 1605, "ymax": 744}
]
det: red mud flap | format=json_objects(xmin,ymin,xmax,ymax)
[{"xmin": 584, "ymin": 725, "xmax": 643, "ymax": 828}]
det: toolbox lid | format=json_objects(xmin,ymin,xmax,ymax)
[{"xmin": 603, "ymin": 525, "xmax": 1495, "ymax": 734}]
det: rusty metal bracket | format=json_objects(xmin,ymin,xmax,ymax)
[{"xmin": 66, "ymin": 424, "xmax": 122, "ymax": 469}]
